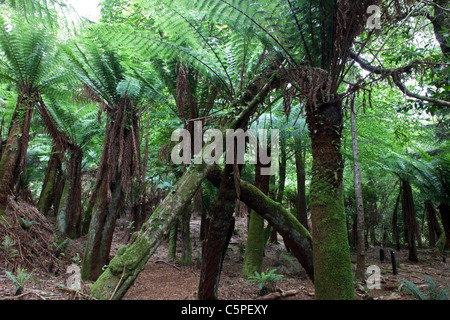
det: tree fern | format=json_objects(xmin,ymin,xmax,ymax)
[{"xmin": 0, "ymin": 17, "xmax": 70, "ymax": 94}]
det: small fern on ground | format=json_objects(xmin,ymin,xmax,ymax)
[{"xmin": 400, "ymin": 276, "xmax": 449, "ymax": 300}]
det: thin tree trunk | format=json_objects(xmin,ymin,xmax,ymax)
[
  {"xmin": 350, "ymin": 96, "xmax": 365, "ymax": 280},
  {"xmin": 306, "ymin": 98, "xmax": 354, "ymax": 300},
  {"xmin": 168, "ymin": 219, "xmax": 178, "ymax": 259},
  {"xmin": 392, "ymin": 190, "xmax": 401, "ymax": 251},
  {"xmin": 401, "ymin": 180, "xmax": 419, "ymax": 262},
  {"xmin": 295, "ymin": 138, "xmax": 308, "ymax": 230}
]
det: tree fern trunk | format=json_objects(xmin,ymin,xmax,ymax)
[
  {"xmin": 401, "ymin": 180, "xmax": 418, "ymax": 262},
  {"xmin": 438, "ymin": 202, "xmax": 450, "ymax": 250},
  {"xmin": 38, "ymin": 147, "xmax": 61, "ymax": 216},
  {"xmin": 0, "ymin": 93, "xmax": 34, "ymax": 215},
  {"xmin": 306, "ymin": 98, "xmax": 355, "ymax": 300},
  {"xmin": 82, "ymin": 98, "xmax": 138, "ymax": 281},
  {"xmin": 425, "ymin": 200, "xmax": 441, "ymax": 247},
  {"xmin": 90, "ymin": 162, "xmax": 214, "ymax": 300},
  {"xmin": 56, "ymin": 149, "xmax": 83, "ymax": 239},
  {"xmin": 82, "ymin": 176, "xmax": 123, "ymax": 281},
  {"xmin": 197, "ymin": 164, "xmax": 236, "ymax": 300},
  {"xmin": 242, "ymin": 159, "xmax": 269, "ymax": 278}
]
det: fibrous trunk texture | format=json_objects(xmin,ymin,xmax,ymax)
[
  {"xmin": 82, "ymin": 98, "xmax": 139, "ymax": 281},
  {"xmin": 56, "ymin": 149, "xmax": 83, "ymax": 239},
  {"xmin": 90, "ymin": 162, "xmax": 214, "ymax": 300},
  {"xmin": 197, "ymin": 164, "xmax": 237, "ymax": 300},
  {"xmin": 306, "ymin": 99, "xmax": 355, "ymax": 300},
  {"xmin": 0, "ymin": 92, "xmax": 35, "ymax": 215}
]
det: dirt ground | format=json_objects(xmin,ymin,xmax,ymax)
[{"xmin": 1, "ymin": 216, "xmax": 449, "ymax": 300}]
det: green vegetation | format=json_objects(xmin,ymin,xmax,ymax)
[{"xmin": 0, "ymin": 0, "xmax": 448, "ymax": 301}]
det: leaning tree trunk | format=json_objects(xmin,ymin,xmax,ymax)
[
  {"xmin": 90, "ymin": 161, "xmax": 315, "ymax": 300},
  {"xmin": 0, "ymin": 92, "xmax": 34, "ymax": 215},
  {"xmin": 82, "ymin": 98, "xmax": 139, "ymax": 281},
  {"xmin": 206, "ymin": 166, "xmax": 314, "ymax": 280},
  {"xmin": 197, "ymin": 164, "xmax": 237, "ymax": 300},
  {"xmin": 306, "ymin": 98, "xmax": 355, "ymax": 300},
  {"xmin": 91, "ymin": 161, "xmax": 215, "ymax": 300}
]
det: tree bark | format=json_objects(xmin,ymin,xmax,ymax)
[
  {"xmin": 306, "ymin": 98, "xmax": 355, "ymax": 300},
  {"xmin": 206, "ymin": 166, "xmax": 314, "ymax": 280},
  {"xmin": 438, "ymin": 202, "xmax": 450, "ymax": 250},
  {"xmin": 430, "ymin": 0, "xmax": 450, "ymax": 56},
  {"xmin": 38, "ymin": 147, "xmax": 61, "ymax": 216},
  {"xmin": 392, "ymin": 190, "xmax": 401, "ymax": 251},
  {"xmin": 242, "ymin": 157, "xmax": 270, "ymax": 278},
  {"xmin": 401, "ymin": 180, "xmax": 419, "ymax": 262},
  {"xmin": 425, "ymin": 200, "xmax": 442, "ymax": 247},
  {"xmin": 295, "ymin": 137, "xmax": 308, "ymax": 230},
  {"xmin": 82, "ymin": 98, "xmax": 139, "ymax": 281},
  {"xmin": 90, "ymin": 162, "xmax": 214, "ymax": 300},
  {"xmin": 0, "ymin": 93, "xmax": 34, "ymax": 215},
  {"xmin": 350, "ymin": 96, "xmax": 365, "ymax": 280},
  {"xmin": 197, "ymin": 164, "xmax": 237, "ymax": 299},
  {"xmin": 56, "ymin": 149, "xmax": 83, "ymax": 239}
]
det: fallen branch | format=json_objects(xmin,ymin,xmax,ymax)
[
  {"xmin": 257, "ymin": 289, "xmax": 299, "ymax": 300},
  {"xmin": 155, "ymin": 260, "xmax": 182, "ymax": 271}
]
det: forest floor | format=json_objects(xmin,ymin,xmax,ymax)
[{"xmin": 0, "ymin": 216, "xmax": 449, "ymax": 300}]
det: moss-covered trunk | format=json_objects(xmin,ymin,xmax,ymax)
[
  {"xmin": 180, "ymin": 204, "xmax": 192, "ymax": 266},
  {"xmin": 242, "ymin": 158, "xmax": 269, "ymax": 278},
  {"xmin": 0, "ymin": 93, "xmax": 34, "ymax": 215},
  {"xmin": 90, "ymin": 162, "xmax": 214, "ymax": 299},
  {"xmin": 306, "ymin": 99, "xmax": 354, "ymax": 300}
]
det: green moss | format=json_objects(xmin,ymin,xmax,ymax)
[
  {"xmin": 309, "ymin": 176, "xmax": 354, "ymax": 300},
  {"xmin": 242, "ymin": 211, "xmax": 265, "ymax": 278}
]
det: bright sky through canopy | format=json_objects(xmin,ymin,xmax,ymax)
[{"xmin": 67, "ymin": 0, "xmax": 101, "ymax": 21}]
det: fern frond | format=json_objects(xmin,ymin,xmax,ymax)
[{"xmin": 400, "ymin": 279, "xmax": 426, "ymax": 300}]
